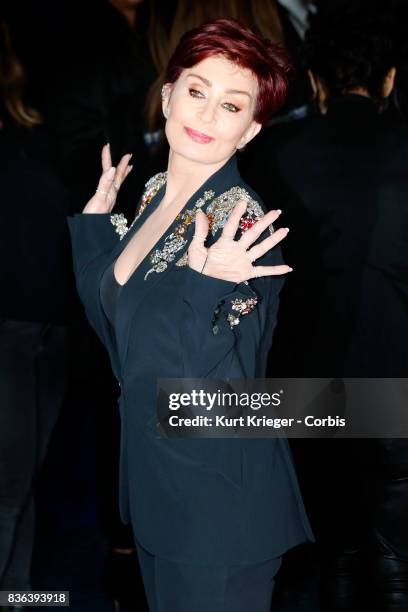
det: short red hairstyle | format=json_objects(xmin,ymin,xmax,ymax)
[{"xmin": 164, "ymin": 18, "xmax": 292, "ymax": 126}]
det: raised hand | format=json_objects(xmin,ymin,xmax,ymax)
[
  {"xmin": 82, "ymin": 144, "xmax": 133, "ymax": 214},
  {"xmin": 188, "ymin": 200, "xmax": 292, "ymax": 282}
]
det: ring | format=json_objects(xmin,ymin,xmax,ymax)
[{"xmin": 96, "ymin": 189, "xmax": 108, "ymax": 194}]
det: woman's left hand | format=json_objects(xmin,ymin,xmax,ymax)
[{"xmin": 188, "ymin": 200, "xmax": 292, "ymax": 282}]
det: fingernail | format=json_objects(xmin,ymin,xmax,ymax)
[
  {"xmin": 129, "ymin": 153, "xmax": 133, "ymax": 159},
  {"xmin": 288, "ymin": 267, "xmax": 293, "ymax": 272},
  {"xmin": 277, "ymin": 209, "xmax": 282, "ymax": 215},
  {"xmin": 285, "ymin": 227, "xmax": 290, "ymax": 232},
  {"xmin": 106, "ymin": 142, "xmax": 110, "ymax": 148},
  {"xmin": 128, "ymin": 164, "xmax": 133, "ymax": 171}
]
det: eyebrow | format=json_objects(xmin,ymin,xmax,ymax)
[{"xmin": 186, "ymin": 73, "xmax": 253, "ymax": 99}]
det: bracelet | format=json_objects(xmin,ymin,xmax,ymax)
[{"xmin": 200, "ymin": 254, "xmax": 209, "ymax": 274}]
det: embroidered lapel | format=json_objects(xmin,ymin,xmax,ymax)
[
  {"xmin": 110, "ymin": 171, "xmax": 168, "ymax": 241},
  {"xmin": 174, "ymin": 185, "xmax": 275, "ymax": 269},
  {"xmin": 122, "ymin": 158, "xmax": 274, "ymax": 280},
  {"xmin": 143, "ymin": 188, "xmax": 215, "ymax": 280},
  {"xmin": 111, "ymin": 154, "xmax": 273, "ymax": 373}
]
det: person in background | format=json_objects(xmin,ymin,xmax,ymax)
[
  {"xmin": 41, "ymin": 3, "xmax": 158, "ymax": 604},
  {"xmin": 241, "ymin": 3, "xmax": 408, "ymax": 610},
  {"xmin": 0, "ymin": 17, "xmax": 71, "ymax": 599},
  {"xmin": 274, "ymin": 0, "xmax": 317, "ymax": 119},
  {"xmin": 48, "ymin": 0, "xmax": 157, "ymax": 217}
]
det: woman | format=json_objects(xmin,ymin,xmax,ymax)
[
  {"xmin": 68, "ymin": 18, "xmax": 315, "ymax": 612},
  {"xmin": 146, "ymin": 0, "xmax": 285, "ymax": 135}
]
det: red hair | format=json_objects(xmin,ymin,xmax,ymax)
[{"xmin": 164, "ymin": 17, "xmax": 292, "ymax": 126}]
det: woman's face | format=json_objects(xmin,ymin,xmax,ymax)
[{"xmin": 162, "ymin": 55, "xmax": 262, "ymax": 166}]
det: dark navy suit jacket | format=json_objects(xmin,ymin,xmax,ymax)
[{"xmin": 67, "ymin": 154, "xmax": 315, "ymax": 565}]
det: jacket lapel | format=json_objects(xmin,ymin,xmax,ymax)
[
  {"xmin": 114, "ymin": 154, "xmax": 242, "ymax": 373},
  {"xmin": 90, "ymin": 181, "xmax": 167, "ymax": 381}
]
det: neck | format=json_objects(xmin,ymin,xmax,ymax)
[{"xmin": 161, "ymin": 150, "xmax": 231, "ymax": 209}]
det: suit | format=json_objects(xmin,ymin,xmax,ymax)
[{"xmin": 67, "ymin": 154, "xmax": 315, "ymax": 568}]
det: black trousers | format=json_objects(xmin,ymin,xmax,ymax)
[
  {"xmin": 134, "ymin": 537, "xmax": 282, "ymax": 612},
  {"xmin": 0, "ymin": 319, "xmax": 67, "ymax": 589}
]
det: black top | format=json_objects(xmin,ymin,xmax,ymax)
[
  {"xmin": 0, "ymin": 121, "xmax": 73, "ymax": 324},
  {"xmin": 240, "ymin": 94, "xmax": 408, "ymax": 377},
  {"xmin": 100, "ymin": 260, "xmax": 122, "ymax": 327}
]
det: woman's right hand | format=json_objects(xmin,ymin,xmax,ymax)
[{"xmin": 82, "ymin": 144, "xmax": 133, "ymax": 214}]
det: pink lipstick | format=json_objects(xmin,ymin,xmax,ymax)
[{"xmin": 185, "ymin": 127, "xmax": 214, "ymax": 144}]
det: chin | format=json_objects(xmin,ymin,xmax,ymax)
[{"xmin": 168, "ymin": 139, "xmax": 232, "ymax": 167}]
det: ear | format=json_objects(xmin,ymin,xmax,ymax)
[
  {"xmin": 161, "ymin": 82, "xmax": 172, "ymax": 119},
  {"xmin": 237, "ymin": 120, "xmax": 262, "ymax": 150},
  {"xmin": 382, "ymin": 67, "xmax": 396, "ymax": 98}
]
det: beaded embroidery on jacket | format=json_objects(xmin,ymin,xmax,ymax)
[{"xmin": 110, "ymin": 173, "xmax": 273, "ymax": 326}]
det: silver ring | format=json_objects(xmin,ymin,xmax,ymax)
[{"xmin": 96, "ymin": 189, "xmax": 108, "ymax": 195}]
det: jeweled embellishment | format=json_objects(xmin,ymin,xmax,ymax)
[
  {"xmin": 131, "ymin": 171, "xmax": 167, "ymax": 229},
  {"xmin": 144, "ymin": 189, "xmax": 215, "ymax": 280},
  {"xmin": 175, "ymin": 252, "xmax": 189, "ymax": 267},
  {"xmin": 239, "ymin": 210, "xmax": 262, "ymax": 232},
  {"xmin": 227, "ymin": 296, "xmax": 258, "ymax": 328},
  {"xmin": 205, "ymin": 186, "xmax": 274, "ymax": 236},
  {"xmin": 110, "ymin": 213, "xmax": 128, "ymax": 239},
  {"xmin": 111, "ymin": 172, "xmax": 167, "ymax": 240}
]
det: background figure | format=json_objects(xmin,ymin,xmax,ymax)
[
  {"xmin": 45, "ymin": 2, "xmax": 158, "ymax": 606},
  {"xmin": 241, "ymin": 3, "xmax": 408, "ymax": 610},
  {"xmin": 274, "ymin": 0, "xmax": 317, "ymax": 120},
  {"xmin": 0, "ymin": 18, "xmax": 71, "ymax": 592},
  {"xmin": 5, "ymin": 2, "xmax": 158, "ymax": 604},
  {"xmin": 47, "ymin": 0, "xmax": 158, "ymax": 217}
]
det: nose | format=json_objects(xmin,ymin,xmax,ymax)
[{"xmin": 197, "ymin": 99, "xmax": 217, "ymax": 125}]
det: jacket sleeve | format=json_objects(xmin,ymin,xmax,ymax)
[
  {"xmin": 179, "ymin": 223, "xmax": 285, "ymax": 379},
  {"xmin": 66, "ymin": 213, "xmax": 120, "ymax": 282}
]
